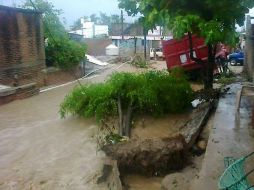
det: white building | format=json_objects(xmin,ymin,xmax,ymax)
[{"xmin": 69, "ymin": 18, "xmax": 109, "ymax": 38}]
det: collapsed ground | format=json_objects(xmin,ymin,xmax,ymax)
[
  {"xmin": 61, "ymin": 60, "xmax": 236, "ymax": 189},
  {"xmin": 0, "ymin": 59, "xmax": 243, "ymax": 190}
]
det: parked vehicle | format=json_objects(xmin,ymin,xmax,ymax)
[
  {"xmin": 162, "ymin": 36, "xmax": 230, "ymax": 75},
  {"xmin": 162, "ymin": 35, "xmax": 208, "ymax": 71},
  {"xmin": 150, "ymin": 48, "xmax": 165, "ymax": 60},
  {"xmin": 227, "ymin": 51, "xmax": 244, "ymax": 66}
]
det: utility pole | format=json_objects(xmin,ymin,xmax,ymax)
[
  {"xmin": 121, "ymin": 10, "xmax": 124, "ymax": 40},
  {"xmin": 144, "ymin": 28, "xmax": 147, "ymax": 60}
]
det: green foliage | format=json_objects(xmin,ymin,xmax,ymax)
[
  {"xmin": 119, "ymin": 0, "xmax": 253, "ymax": 89},
  {"xmin": 60, "ymin": 71, "xmax": 193, "ymax": 121},
  {"xmin": 217, "ymin": 76, "xmax": 236, "ymax": 85},
  {"xmin": 22, "ymin": 0, "xmax": 65, "ymax": 38},
  {"xmin": 130, "ymin": 57, "xmax": 148, "ymax": 68},
  {"xmin": 70, "ymin": 19, "xmax": 83, "ymax": 30},
  {"xmin": 216, "ymin": 71, "xmax": 236, "ymax": 85},
  {"xmin": 22, "ymin": 0, "xmax": 86, "ymax": 69},
  {"xmin": 46, "ymin": 37, "xmax": 86, "ymax": 70},
  {"xmin": 118, "ymin": 0, "xmax": 254, "ymax": 46}
]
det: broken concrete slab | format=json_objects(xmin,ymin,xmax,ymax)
[{"xmin": 180, "ymin": 103, "xmax": 212, "ymax": 148}]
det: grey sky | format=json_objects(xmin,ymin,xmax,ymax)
[
  {"xmin": 1, "ymin": 0, "xmax": 254, "ymax": 27},
  {"xmin": 1, "ymin": 0, "xmax": 123, "ymax": 26}
]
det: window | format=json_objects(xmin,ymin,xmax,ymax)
[{"xmin": 180, "ymin": 54, "xmax": 187, "ymax": 64}]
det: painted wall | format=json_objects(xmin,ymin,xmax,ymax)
[{"xmin": 118, "ymin": 39, "xmax": 150, "ymax": 59}]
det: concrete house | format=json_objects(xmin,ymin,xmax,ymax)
[
  {"xmin": 110, "ymin": 23, "xmax": 173, "ymax": 58},
  {"xmin": 69, "ymin": 18, "xmax": 109, "ymax": 38}
]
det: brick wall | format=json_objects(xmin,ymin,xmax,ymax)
[
  {"xmin": 42, "ymin": 66, "xmax": 83, "ymax": 87},
  {"xmin": 0, "ymin": 6, "xmax": 45, "ymax": 87}
]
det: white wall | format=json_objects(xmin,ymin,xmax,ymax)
[
  {"xmin": 79, "ymin": 19, "xmax": 108, "ymax": 38},
  {"xmin": 95, "ymin": 25, "xmax": 109, "ymax": 36}
]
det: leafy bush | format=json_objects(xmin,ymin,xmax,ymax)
[
  {"xmin": 130, "ymin": 56, "xmax": 148, "ymax": 68},
  {"xmin": 60, "ymin": 70, "xmax": 193, "ymax": 121},
  {"xmin": 23, "ymin": 0, "xmax": 87, "ymax": 70},
  {"xmin": 46, "ymin": 37, "xmax": 87, "ymax": 70}
]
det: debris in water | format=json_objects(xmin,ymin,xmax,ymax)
[{"xmin": 191, "ymin": 99, "xmax": 205, "ymax": 108}]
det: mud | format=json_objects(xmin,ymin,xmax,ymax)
[
  {"xmin": 131, "ymin": 114, "xmax": 190, "ymax": 140},
  {"xmin": 103, "ymin": 135, "xmax": 187, "ymax": 176},
  {"xmin": 0, "ymin": 63, "xmax": 143, "ymax": 190}
]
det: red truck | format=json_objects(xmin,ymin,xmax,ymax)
[
  {"xmin": 162, "ymin": 35, "xmax": 231, "ymax": 75},
  {"xmin": 162, "ymin": 35, "xmax": 208, "ymax": 71}
]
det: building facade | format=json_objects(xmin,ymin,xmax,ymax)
[
  {"xmin": 0, "ymin": 5, "xmax": 45, "ymax": 87},
  {"xmin": 69, "ymin": 18, "xmax": 109, "ymax": 38}
]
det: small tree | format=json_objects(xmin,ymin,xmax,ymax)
[
  {"xmin": 90, "ymin": 14, "xmax": 99, "ymax": 23},
  {"xmin": 70, "ymin": 19, "xmax": 82, "ymax": 31},
  {"xmin": 118, "ymin": 0, "xmax": 254, "ymax": 89},
  {"xmin": 60, "ymin": 71, "xmax": 193, "ymax": 137}
]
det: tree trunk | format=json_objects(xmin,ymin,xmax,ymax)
[
  {"xmin": 117, "ymin": 96, "xmax": 123, "ymax": 136},
  {"xmin": 187, "ymin": 32, "xmax": 215, "ymax": 89},
  {"xmin": 204, "ymin": 44, "xmax": 215, "ymax": 90},
  {"xmin": 144, "ymin": 28, "xmax": 147, "ymax": 60},
  {"xmin": 117, "ymin": 96, "xmax": 133, "ymax": 137},
  {"xmin": 134, "ymin": 37, "xmax": 137, "ymax": 55}
]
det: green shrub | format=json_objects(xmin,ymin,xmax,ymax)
[
  {"xmin": 60, "ymin": 71, "xmax": 193, "ymax": 121},
  {"xmin": 46, "ymin": 37, "xmax": 87, "ymax": 70},
  {"xmin": 130, "ymin": 55, "xmax": 148, "ymax": 68}
]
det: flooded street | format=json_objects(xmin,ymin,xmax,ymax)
[
  {"xmin": 0, "ymin": 82, "xmax": 107, "ymax": 189},
  {"xmin": 0, "ymin": 63, "xmax": 141, "ymax": 190}
]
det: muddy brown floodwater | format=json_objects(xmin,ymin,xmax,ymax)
[
  {"xmin": 0, "ymin": 84, "xmax": 108, "ymax": 190},
  {"xmin": 0, "ymin": 62, "xmax": 212, "ymax": 190},
  {"xmin": 0, "ymin": 63, "xmax": 144, "ymax": 190},
  {"xmin": 123, "ymin": 175, "xmax": 163, "ymax": 190}
]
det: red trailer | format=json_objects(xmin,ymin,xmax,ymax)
[{"xmin": 162, "ymin": 35, "xmax": 208, "ymax": 71}]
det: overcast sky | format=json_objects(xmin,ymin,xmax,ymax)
[
  {"xmin": 1, "ymin": 0, "xmax": 123, "ymax": 26},
  {"xmin": 1, "ymin": 0, "xmax": 254, "ymax": 27}
]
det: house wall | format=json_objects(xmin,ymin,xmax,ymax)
[
  {"xmin": 0, "ymin": 6, "xmax": 46, "ymax": 87},
  {"xmin": 84, "ymin": 38, "xmax": 112, "ymax": 56},
  {"xmin": 42, "ymin": 66, "xmax": 83, "ymax": 87},
  {"xmin": 119, "ymin": 39, "xmax": 150, "ymax": 59},
  {"xmin": 244, "ymin": 15, "xmax": 254, "ymax": 79},
  {"xmin": 79, "ymin": 19, "xmax": 109, "ymax": 38}
]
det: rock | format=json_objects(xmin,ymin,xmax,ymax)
[{"xmin": 197, "ymin": 140, "xmax": 207, "ymax": 151}]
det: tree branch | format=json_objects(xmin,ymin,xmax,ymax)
[{"xmin": 187, "ymin": 32, "xmax": 205, "ymax": 65}]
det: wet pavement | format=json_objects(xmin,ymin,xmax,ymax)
[
  {"xmin": 191, "ymin": 82, "xmax": 254, "ymax": 190},
  {"xmin": 0, "ymin": 63, "xmax": 140, "ymax": 190}
]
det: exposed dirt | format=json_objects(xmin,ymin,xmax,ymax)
[
  {"xmin": 103, "ymin": 135, "xmax": 187, "ymax": 176},
  {"xmin": 0, "ymin": 60, "xmax": 218, "ymax": 190},
  {"xmin": 131, "ymin": 114, "xmax": 190, "ymax": 140},
  {"xmin": 121, "ymin": 110, "xmax": 215, "ymax": 190}
]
